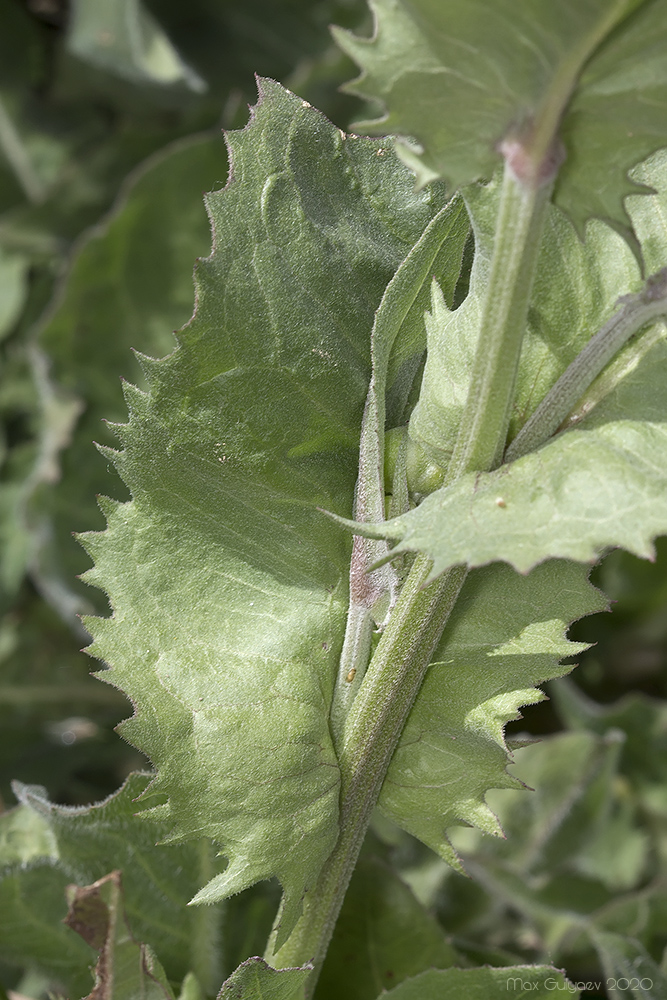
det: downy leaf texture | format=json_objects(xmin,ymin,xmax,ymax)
[
  {"xmin": 0, "ymin": 773, "xmax": 223, "ymax": 993},
  {"xmin": 349, "ymin": 150, "xmax": 667, "ymax": 579},
  {"xmin": 80, "ymin": 79, "xmax": 454, "ymax": 943},
  {"xmin": 218, "ymin": 958, "xmax": 310, "ymax": 1000},
  {"xmin": 334, "ymin": 0, "xmax": 667, "ymax": 240}
]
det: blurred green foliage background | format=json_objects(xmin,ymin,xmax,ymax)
[{"xmin": 1, "ymin": 2, "xmax": 666, "ymax": 997}]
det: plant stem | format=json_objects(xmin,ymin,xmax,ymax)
[
  {"xmin": 267, "ymin": 159, "xmax": 554, "ymax": 995},
  {"xmin": 447, "ymin": 164, "xmax": 553, "ymax": 478},
  {"xmin": 191, "ymin": 839, "xmax": 223, "ymax": 996},
  {"xmin": 266, "ymin": 556, "xmax": 467, "ymax": 986}
]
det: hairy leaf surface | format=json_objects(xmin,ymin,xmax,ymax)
[
  {"xmin": 218, "ymin": 958, "xmax": 310, "ymax": 1000},
  {"xmin": 377, "ymin": 560, "xmax": 605, "ymax": 866},
  {"xmin": 334, "ymin": 0, "xmax": 667, "ymax": 239},
  {"xmin": 0, "ymin": 773, "xmax": 223, "ymax": 992},
  {"xmin": 82, "ymin": 80, "xmax": 453, "ymax": 942},
  {"xmin": 408, "ymin": 173, "xmax": 639, "ymax": 468}
]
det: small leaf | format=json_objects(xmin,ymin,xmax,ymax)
[
  {"xmin": 377, "ymin": 560, "xmax": 605, "ymax": 867},
  {"xmin": 218, "ymin": 958, "xmax": 310, "ymax": 1000},
  {"xmin": 334, "ymin": 0, "xmax": 667, "ymax": 239},
  {"xmin": 64, "ymin": 870, "xmax": 175, "ymax": 1000},
  {"xmin": 371, "ymin": 966, "xmax": 579, "ymax": 999}
]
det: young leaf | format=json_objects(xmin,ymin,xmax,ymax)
[
  {"xmin": 334, "ymin": 0, "xmax": 667, "ymax": 240},
  {"xmin": 81, "ymin": 79, "xmax": 454, "ymax": 944},
  {"xmin": 408, "ymin": 165, "xmax": 640, "ymax": 469},
  {"xmin": 64, "ymin": 870, "xmax": 175, "ymax": 1000},
  {"xmin": 376, "ymin": 559, "xmax": 605, "ymax": 867},
  {"xmin": 371, "ymin": 966, "xmax": 579, "ymax": 999},
  {"xmin": 218, "ymin": 958, "xmax": 310, "ymax": 1000}
]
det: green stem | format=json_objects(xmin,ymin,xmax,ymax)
[
  {"xmin": 267, "ymin": 158, "xmax": 553, "ymax": 995},
  {"xmin": 266, "ymin": 556, "xmax": 467, "ymax": 986},
  {"xmin": 448, "ymin": 163, "xmax": 553, "ymax": 478},
  {"xmin": 191, "ymin": 839, "xmax": 223, "ymax": 996}
]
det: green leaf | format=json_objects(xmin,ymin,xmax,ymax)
[
  {"xmin": 371, "ymin": 966, "xmax": 579, "ymax": 999},
  {"xmin": 0, "ymin": 773, "xmax": 224, "ymax": 994},
  {"xmin": 317, "ymin": 857, "xmax": 458, "ymax": 1000},
  {"xmin": 408, "ymin": 171, "xmax": 640, "ymax": 469},
  {"xmin": 81, "ymin": 79, "xmax": 450, "ymax": 944},
  {"xmin": 334, "ymin": 0, "xmax": 667, "ymax": 238},
  {"xmin": 376, "ymin": 560, "xmax": 605, "ymax": 868},
  {"xmin": 0, "ymin": 863, "xmax": 97, "ymax": 999},
  {"xmin": 64, "ymin": 869, "xmax": 175, "ymax": 1000},
  {"xmin": 66, "ymin": 0, "xmax": 206, "ymax": 93},
  {"xmin": 218, "ymin": 958, "xmax": 310, "ymax": 1000},
  {"xmin": 349, "ymin": 150, "xmax": 667, "ymax": 578}
]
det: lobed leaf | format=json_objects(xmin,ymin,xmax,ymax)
[
  {"xmin": 409, "ymin": 170, "xmax": 640, "ymax": 468},
  {"xmin": 218, "ymin": 958, "xmax": 310, "ymax": 1000},
  {"xmin": 81, "ymin": 79, "xmax": 453, "ymax": 943},
  {"xmin": 377, "ymin": 560, "xmax": 605, "ymax": 867},
  {"xmin": 334, "ymin": 0, "xmax": 667, "ymax": 241}
]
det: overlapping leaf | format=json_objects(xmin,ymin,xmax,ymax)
[
  {"xmin": 334, "ymin": 0, "xmax": 667, "ymax": 240},
  {"xmin": 407, "ymin": 172, "xmax": 639, "ymax": 468},
  {"xmin": 81, "ymin": 80, "xmax": 454, "ymax": 942},
  {"xmin": 349, "ymin": 151, "xmax": 667, "ymax": 578},
  {"xmin": 64, "ymin": 870, "xmax": 176, "ymax": 1000},
  {"xmin": 218, "ymin": 958, "xmax": 310, "ymax": 1000},
  {"xmin": 0, "ymin": 773, "xmax": 224, "ymax": 994},
  {"xmin": 377, "ymin": 560, "xmax": 605, "ymax": 868}
]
